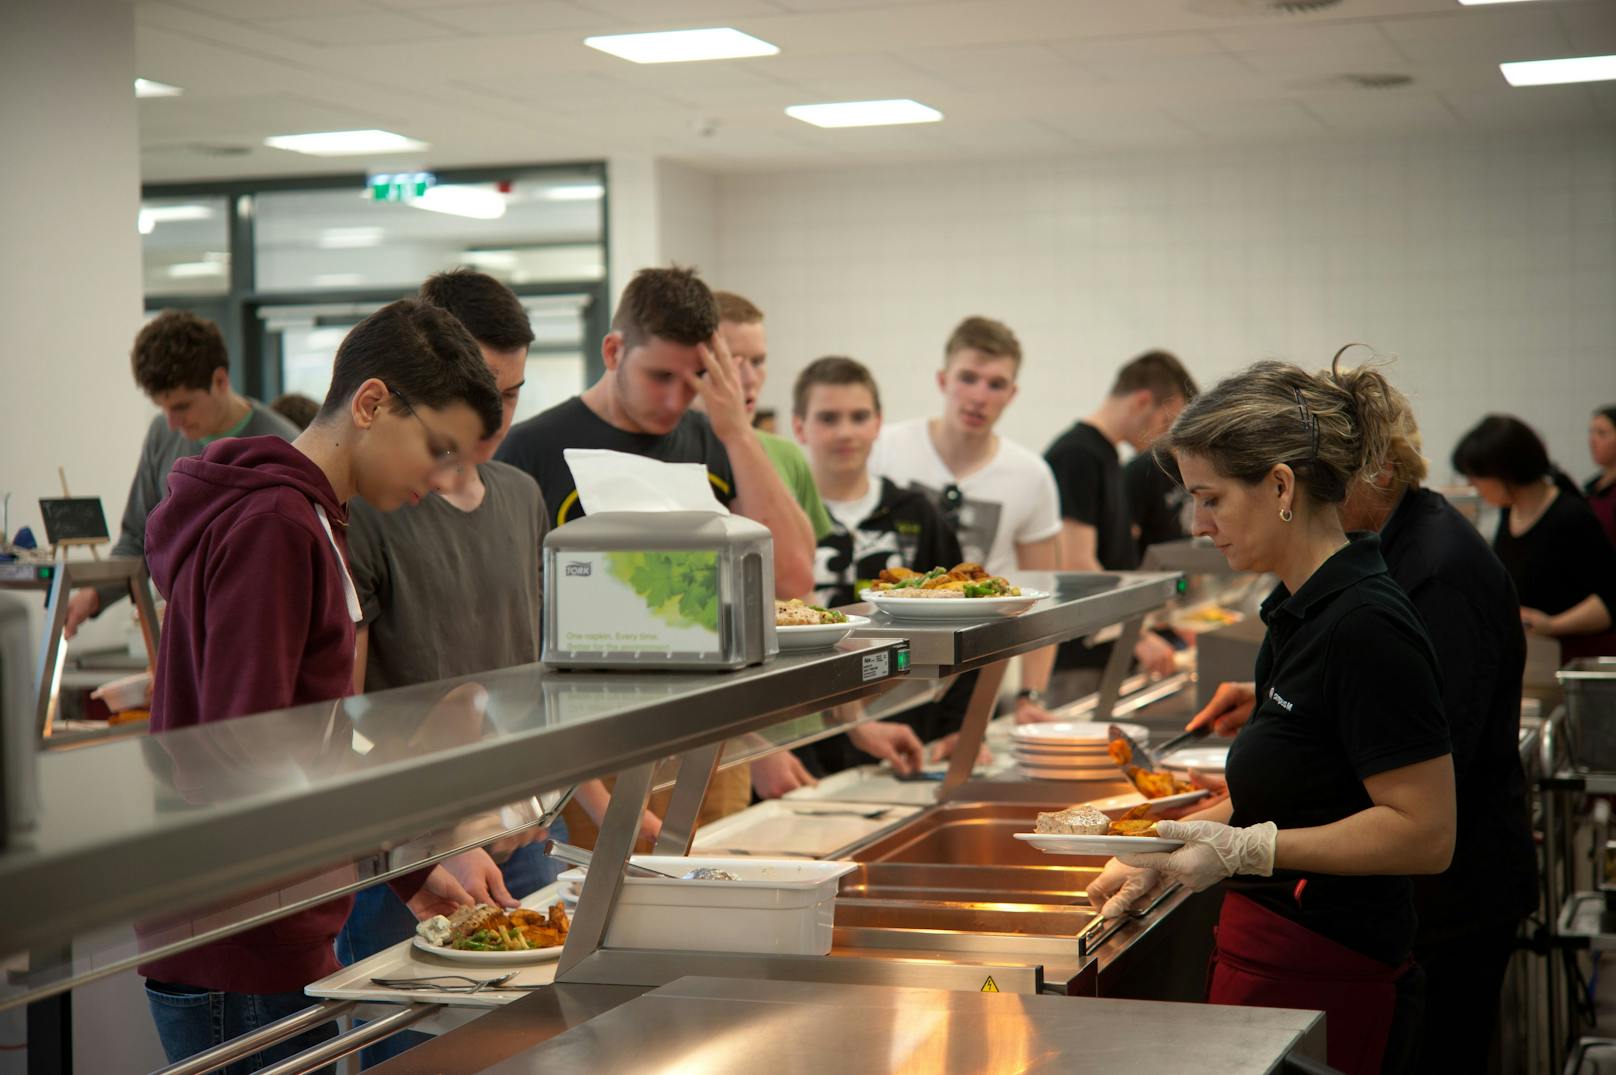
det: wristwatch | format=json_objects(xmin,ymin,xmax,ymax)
[{"xmin": 1015, "ymin": 688, "xmax": 1043, "ymax": 706}]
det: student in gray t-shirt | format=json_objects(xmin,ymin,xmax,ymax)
[{"xmin": 64, "ymin": 311, "xmax": 296, "ymax": 636}]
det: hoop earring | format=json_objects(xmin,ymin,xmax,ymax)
[{"xmin": 1279, "ymin": 508, "xmax": 1294, "ymax": 523}]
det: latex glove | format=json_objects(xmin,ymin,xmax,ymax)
[
  {"xmin": 1118, "ymin": 819, "xmax": 1277, "ymax": 892},
  {"xmin": 440, "ymin": 847, "xmax": 516, "ymax": 908},
  {"xmin": 752, "ymin": 751, "xmax": 817, "ymax": 799},
  {"xmin": 847, "ymin": 720, "xmax": 924, "ymax": 776},
  {"xmin": 1087, "ymin": 858, "xmax": 1161, "ymax": 919},
  {"xmin": 1186, "ymin": 681, "xmax": 1256, "ymax": 737}
]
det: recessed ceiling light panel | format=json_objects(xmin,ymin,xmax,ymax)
[
  {"xmin": 786, "ymin": 99, "xmax": 943, "ymax": 128},
  {"xmin": 264, "ymin": 130, "xmax": 428, "ymax": 157},
  {"xmin": 584, "ymin": 28, "xmax": 778, "ymax": 64},
  {"xmin": 1501, "ymin": 54, "xmax": 1616, "ymax": 86},
  {"xmin": 135, "ymin": 78, "xmax": 183, "ymax": 98}
]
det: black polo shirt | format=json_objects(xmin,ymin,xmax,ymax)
[
  {"xmin": 1124, "ymin": 450, "xmax": 1189, "ymax": 559},
  {"xmin": 1379, "ymin": 488, "xmax": 1536, "ymax": 942},
  {"xmin": 1227, "ymin": 534, "xmax": 1451, "ymax": 966}
]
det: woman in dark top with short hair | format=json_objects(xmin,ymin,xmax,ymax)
[
  {"xmin": 1587, "ymin": 404, "xmax": 1616, "ymax": 545},
  {"xmin": 1454, "ymin": 414, "xmax": 1616, "ymax": 661}
]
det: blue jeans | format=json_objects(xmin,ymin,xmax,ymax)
[
  {"xmin": 145, "ymin": 981, "xmax": 337, "ymax": 1074},
  {"xmin": 335, "ymin": 824, "xmax": 569, "ymax": 1069}
]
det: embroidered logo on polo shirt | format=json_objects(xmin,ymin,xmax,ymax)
[{"xmin": 1268, "ymin": 686, "xmax": 1295, "ymax": 712}]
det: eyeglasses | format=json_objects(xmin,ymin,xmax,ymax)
[{"xmin": 387, "ymin": 385, "xmax": 461, "ymax": 473}]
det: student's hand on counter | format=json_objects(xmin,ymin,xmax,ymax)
[
  {"xmin": 1133, "ymin": 631, "xmax": 1178, "ymax": 678},
  {"xmin": 440, "ymin": 848, "xmax": 517, "ymax": 908},
  {"xmin": 686, "ymin": 334, "xmax": 752, "ymax": 446},
  {"xmin": 847, "ymin": 721, "xmax": 924, "ymax": 776},
  {"xmin": 63, "ymin": 588, "xmax": 101, "ymax": 639},
  {"xmin": 1013, "ymin": 695, "xmax": 1056, "ymax": 724},
  {"xmin": 1087, "ymin": 858, "xmax": 1159, "ymax": 919},
  {"xmin": 927, "ymin": 733, "xmax": 993, "ymax": 766},
  {"xmin": 1118, "ymin": 819, "xmax": 1278, "ymax": 893},
  {"xmin": 406, "ymin": 865, "xmax": 478, "ymax": 920},
  {"xmin": 752, "ymin": 751, "xmax": 818, "ymax": 799},
  {"xmin": 1186, "ymin": 681, "xmax": 1257, "ymax": 737}
]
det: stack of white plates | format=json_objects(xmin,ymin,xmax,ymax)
[{"xmin": 1010, "ymin": 720, "xmax": 1149, "ymax": 781}]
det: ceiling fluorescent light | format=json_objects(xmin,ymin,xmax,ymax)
[
  {"xmin": 135, "ymin": 78, "xmax": 183, "ymax": 98},
  {"xmin": 411, "ymin": 185, "xmax": 507, "ymax": 220},
  {"xmin": 584, "ymin": 28, "xmax": 778, "ymax": 64},
  {"xmin": 543, "ymin": 183, "xmax": 605, "ymax": 201},
  {"xmin": 786, "ymin": 99, "xmax": 943, "ymax": 128},
  {"xmin": 318, "ymin": 227, "xmax": 385, "ymax": 249},
  {"xmin": 1501, "ymin": 54, "xmax": 1616, "ymax": 86},
  {"xmin": 264, "ymin": 129, "xmax": 428, "ymax": 157},
  {"xmin": 137, "ymin": 204, "xmax": 214, "ymax": 234}
]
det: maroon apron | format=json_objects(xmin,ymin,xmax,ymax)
[{"xmin": 1208, "ymin": 891, "xmax": 1412, "ymax": 1075}]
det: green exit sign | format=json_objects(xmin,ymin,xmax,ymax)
[{"xmin": 368, "ymin": 172, "xmax": 435, "ymax": 202}]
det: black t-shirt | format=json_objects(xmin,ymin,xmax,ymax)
[
  {"xmin": 1227, "ymin": 535, "xmax": 1451, "ymax": 966},
  {"xmin": 1044, "ymin": 421, "xmax": 1138, "ymax": 570},
  {"xmin": 495, "ymin": 397, "xmax": 737, "ymax": 529},
  {"xmin": 812, "ymin": 478, "xmax": 963, "ymax": 609},
  {"xmin": 1379, "ymin": 488, "xmax": 1535, "ymax": 941},
  {"xmin": 797, "ymin": 479, "xmax": 968, "ymax": 777},
  {"xmin": 1123, "ymin": 450, "xmax": 1188, "ymax": 560},
  {"xmin": 1493, "ymin": 489, "xmax": 1616, "ymax": 660}
]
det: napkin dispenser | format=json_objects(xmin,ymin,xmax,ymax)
[{"xmin": 542, "ymin": 511, "xmax": 778, "ymax": 671}]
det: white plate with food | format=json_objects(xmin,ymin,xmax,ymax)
[
  {"xmin": 859, "ymin": 589, "xmax": 1049, "ymax": 621},
  {"xmin": 1083, "ymin": 788, "xmax": 1212, "ymax": 816},
  {"xmin": 1013, "ymin": 721, "xmax": 1149, "ymax": 748},
  {"xmin": 1014, "ymin": 832, "xmax": 1183, "ymax": 855},
  {"xmin": 412, "ymin": 903, "xmax": 570, "ymax": 965},
  {"xmin": 775, "ymin": 614, "xmax": 870, "ymax": 652}
]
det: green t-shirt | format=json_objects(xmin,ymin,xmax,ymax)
[{"xmin": 758, "ymin": 430, "xmax": 834, "ymax": 540}]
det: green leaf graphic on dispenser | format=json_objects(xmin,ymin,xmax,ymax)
[{"xmin": 606, "ymin": 551, "xmax": 721, "ymax": 632}]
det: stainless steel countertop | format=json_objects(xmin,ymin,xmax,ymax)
[
  {"xmin": 387, "ymin": 976, "xmax": 1325, "ymax": 1075},
  {"xmin": 848, "ymin": 570, "xmax": 1181, "ymax": 673},
  {"xmin": 0, "ymin": 639, "xmax": 905, "ymax": 956}
]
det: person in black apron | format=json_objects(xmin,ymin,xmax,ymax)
[{"xmin": 1088, "ymin": 354, "xmax": 1456, "ymax": 1075}]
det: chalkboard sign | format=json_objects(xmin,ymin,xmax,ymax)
[{"xmin": 38, "ymin": 498, "xmax": 109, "ymax": 545}]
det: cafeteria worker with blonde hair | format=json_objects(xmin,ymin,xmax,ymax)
[{"xmin": 1088, "ymin": 355, "xmax": 1456, "ymax": 1075}]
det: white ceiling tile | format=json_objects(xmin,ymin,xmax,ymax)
[
  {"xmin": 405, "ymin": 2, "xmax": 614, "ymax": 34},
  {"xmin": 1303, "ymin": 90, "xmax": 1459, "ymax": 133},
  {"xmin": 251, "ymin": 11, "xmax": 458, "ymax": 46},
  {"xmin": 1442, "ymin": 85, "xmax": 1603, "ymax": 129},
  {"xmin": 1170, "ymin": 100, "xmax": 1329, "ymax": 139},
  {"xmin": 1212, "ymin": 20, "xmax": 1389, "ymax": 57},
  {"xmin": 1051, "ymin": 32, "xmax": 1226, "ymax": 65}
]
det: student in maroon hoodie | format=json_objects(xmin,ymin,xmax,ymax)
[{"xmin": 139, "ymin": 298, "xmax": 504, "ymax": 1071}]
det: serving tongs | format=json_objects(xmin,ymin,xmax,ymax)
[{"xmin": 1106, "ymin": 723, "xmax": 1161, "ymax": 788}]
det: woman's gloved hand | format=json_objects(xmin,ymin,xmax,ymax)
[
  {"xmin": 1086, "ymin": 858, "xmax": 1161, "ymax": 919},
  {"xmin": 1117, "ymin": 818, "xmax": 1278, "ymax": 892}
]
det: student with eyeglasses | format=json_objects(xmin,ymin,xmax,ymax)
[
  {"xmin": 334, "ymin": 270, "xmax": 572, "ymax": 1068},
  {"xmin": 868, "ymin": 316, "xmax": 1063, "ymax": 726},
  {"xmin": 137, "ymin": 300, "xmax": 504, "ymax": 1071}
]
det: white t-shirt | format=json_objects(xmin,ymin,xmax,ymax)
[
  {"xmin": 869, "ymin": 418, "xmax": 1062, "ymax": 578},
  {"xmin": 824, "ymin": 482, "xmax": 884, "ymax": 532}
]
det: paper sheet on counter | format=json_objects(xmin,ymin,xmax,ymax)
[{"xmin": 564, "ymin": 448, "xmax": 729, "ymax": 516}]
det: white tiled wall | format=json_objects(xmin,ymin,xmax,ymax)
[{"xmin": 713, "ymin": 129, "xmax": 1616, "ymax": 483}]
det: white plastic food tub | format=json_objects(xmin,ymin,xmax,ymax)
[
  {"xmin": 556, "ymin": 855, "xmax": 856, "ymax": 956},
  {"xmin": 90, "ymin": 671, "xmax": 151, "ymax": 713}
]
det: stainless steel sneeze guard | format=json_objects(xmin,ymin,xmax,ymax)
[{"xmin": 0, "ymin": 639, "xmax": 906, "ymax": 975}]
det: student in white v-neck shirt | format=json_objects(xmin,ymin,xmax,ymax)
[{"xmin": 868, "ymin": 316, "xmax": 1064, "ymax": 725}]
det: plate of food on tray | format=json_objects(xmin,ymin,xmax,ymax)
[
  {"xmin": 413, "ymin": 902, "xmax": 571, "ymax": 965},
  {"xmin": 1013, "ymin": 803, "xmax": 1185, "ymax": 855},
  {"xmin": 859, "ymin": 564, "xmax": 1048, "ymax": 620}
]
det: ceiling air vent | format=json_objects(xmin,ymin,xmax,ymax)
[
  {"xmin": 1189, "ymin": 0, "xmax": 1344, "ymax": 16},
  {"xmin": 1340, "ymin": 73, "xmax": 1413, "ymax": 89}
]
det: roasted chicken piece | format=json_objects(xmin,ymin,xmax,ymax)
[{"xmin": 878, "ymin": 566, "xmax": 920, "ymax": 584}]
